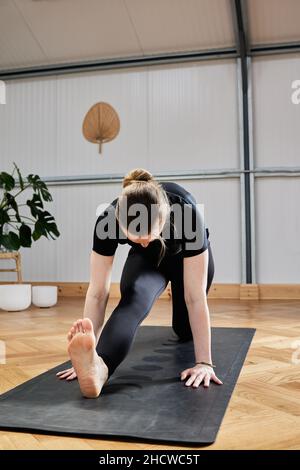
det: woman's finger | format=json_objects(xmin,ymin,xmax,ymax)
[
  {"xmin": 185, "ymin": 373, "xmax": 198, "ymax": 386},
  {"xmin": 56, "ymin": 368, "xmax": 72, "ymax": 376},
  {"xmin": 66, "ymin": 372, "xmax": 77, "ymax": 381},
  {"xmin": 56, "ymin": 369, "xmax": 69, "ymax": 376},
  {"xmin": 203, "ymin": 374, "xmax": 210, "ymax": 388},
  {"xmin": 58, "ymin": 369, "xmax": 74, "ymax": 379},
  {"xmin": 192, "ymin": 373, "xmax": 205, "ymax": 388},
  {"xmin": 180, "ymin": 369, "xmax": 191, "ymax": 381},
  {"xmin": 58, "ymin": 372, "xmax": 72, "ymax": 379},
  {"xmin": 212, "ymin": 374, "xmax": 223, "ymax": 385}
]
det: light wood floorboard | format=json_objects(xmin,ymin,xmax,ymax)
[{"xmin": 0, "ymin": 297, "xmax": 299, "ymax": 450}]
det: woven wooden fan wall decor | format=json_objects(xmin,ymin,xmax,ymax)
[{"xmin": 82, "ymin": 102, "xmax": 120, "ymax": 154}]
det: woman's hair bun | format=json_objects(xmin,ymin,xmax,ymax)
[{"xmin": 123, "ymin": 168, "xmax": 154, "ymax": 188}]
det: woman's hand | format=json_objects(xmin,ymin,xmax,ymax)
[
  {"xmin": 56, "ymin": 366, "xmax": 77, "ymax": 381},
  {"xmin": 180, "ymin": 364, "xmax": 223, "ymax": 388}
]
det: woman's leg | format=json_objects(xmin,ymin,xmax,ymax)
[
  {"xmin": 170, "ymin": 242, "xmax": 215, "ymax": 341},
  {"xmin": 96, "ymin": 249, "xmax": 169, "ymax": 378}
]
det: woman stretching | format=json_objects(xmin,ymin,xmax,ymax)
[{"xmin": 57, "ymin": 168, "xmax": 223, "ymax": 398}]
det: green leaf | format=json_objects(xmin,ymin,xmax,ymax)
[
  {"xmin": 32, "ymin": 219, "xmax": 44, "ymax": 241},
  {"xmin": 32, "ymin": 211, "xmax": 60, "ymax": 241},
  {"xmin": 0, "ymin": 209, "xmax": 10, "ymax": 225},
  {"xmin": 44, "ymin": 222, "xmax": 60, "ymax": 239},
  {"xmin": 1, "ymin": 231, "xmax": 20, "ymax": 250},
  {"xmin": 27, "ymin": 174, "xmax": 52, "ymax": 202},
  {"xmin": 26, "ymin": 193, "xmax": 44, "ymax": 217},
  {"xmin": 19, "ymin": 224, "xmax": 32, "ymax": 247},
  {"xmin": 0, "ymin": 172, "xmax": 15, "ymax": 191},
  {"xmin": 5, "ymin": 193, "xmax": 21, "ymax": 222},
  {"xmin": 40, "ymin": 185, "xmax": 53, "ymax": 202}
]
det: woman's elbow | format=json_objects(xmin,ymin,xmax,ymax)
[
  {"xmin": 184, "ymin": 288, "xmax": 207, "ymax": 306},
  {"xmin": 86, "ymin": 286, "xmax": 109, "ymax": 301}
]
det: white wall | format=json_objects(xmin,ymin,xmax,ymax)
[
  {"xmin": 252, "ymin": 54, "xmax": 300, "ymax": 167},
  {"xmin": 255, "ymin": 178, "xmax": 300, "ymax": 283},
  {"xmin": 252, "ymin": 54, "xmax": 300, "ymax": 283},
  {"xmin": 0, "ymin": 59, "xmax": 242, "ymax": 283}
]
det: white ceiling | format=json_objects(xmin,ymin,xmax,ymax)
[
  {"xmin": 248, "ymin": 0, "xmax": 300, "ymax": 46},
  {"xmin": 0, "ymin": 0, "xmax": 299, "ymax": 72},
  {"xmin": 0, "ymin": 0, "xmax": 235, "ymax": 71}
]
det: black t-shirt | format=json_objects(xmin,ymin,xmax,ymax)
[{"xmin": 92, "ymin": 181, "xmax": 209, "ymax": 261}]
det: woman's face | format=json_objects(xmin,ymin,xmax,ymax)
[
  {"xmin": 120, "ymin": 219, "xmax": 162, "ymax": 248},
  {"xmin": 126, "ymin": 233, "xmax": 155, "ymax": 248}
]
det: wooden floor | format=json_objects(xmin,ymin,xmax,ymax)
[{"xmin": 0, "ymin": 296, "xmax": 299, "ymax": 450}]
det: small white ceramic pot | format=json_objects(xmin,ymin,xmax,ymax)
[
  {"xmin": 0, "ymin": 284, "xmax": 32, "ymax": 311},
  {"xmin": 32, "ymin": 285, "xmax": 58, "ymax": 308}
]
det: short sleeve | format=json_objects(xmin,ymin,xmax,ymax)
[
  {"xmin": 181, "ymin": 201, "xmax": 209, "ymax": 258},
  {"xmin": 92, "ymin": 204, "xmax": 119, "ymax": 256}
]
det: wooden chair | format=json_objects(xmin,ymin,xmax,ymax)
[{"xmin": 0, "ymin": 251, "xmax": 22, "ymax": 283}]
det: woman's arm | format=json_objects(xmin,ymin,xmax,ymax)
[
  {"xmin": 83, "ymin": 250, "xmax": 114, "ymax": 342},
  {"xmin": 181, "ymin": 250, "xmax": 222, "ymax": 388},
  {"xmin": 183, "ymin": 250, "xmax": 212, "ymax": 364}
]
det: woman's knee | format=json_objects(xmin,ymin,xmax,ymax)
[{"xmin": 118, "ymin": 283, "xmax": 162, "ymax": 319}]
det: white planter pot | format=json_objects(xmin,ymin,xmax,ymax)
[
  {"xmin": 32, "ymin": 286, "xmax": 57, "ymax": 308},
  {"xmin": 0, "ymin": 284, "xmax": 32, "ymax": 311}
]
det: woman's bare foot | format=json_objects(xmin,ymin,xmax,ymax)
[{"xmin": 67, "ymin": 318, "xmax": 108, "ymax": 398}]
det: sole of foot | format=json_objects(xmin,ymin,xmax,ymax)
[{"xmin": 67, "ymin": 318, "xmax": 108, "ymax": 398}]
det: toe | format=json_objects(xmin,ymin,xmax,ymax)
[
  {"xmin": 79, "ymin": 320, "xmax": 85, "ymax": 333},
  {"xmin": 68, "ymin": 327, "xmax": 75, "ymax": 340},
  {"xmin": 75, "ymin": 321, "xmax": 80, "ymax": 334},
  {"xmin": 82, "ymin": 317, "xmax": 93, "ymax": 334}
]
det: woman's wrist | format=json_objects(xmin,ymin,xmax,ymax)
[{"xmin": 195, "ymin": 361, "xmax": 216, "ymax": 368}]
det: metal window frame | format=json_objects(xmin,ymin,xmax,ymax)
[
  {"xmin": 0, "ymin": 48, "xmax": 237, "ymax": 81},
  {"xmin": 21, "ymin": 167, "xmax": 300, "ymax": 187}
]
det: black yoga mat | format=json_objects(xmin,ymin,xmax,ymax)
[{"xmin": 0, "ymin": 326, "xmax": 255, "ymax": 445}]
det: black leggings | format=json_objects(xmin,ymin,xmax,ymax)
[{"xmin": 96, "ymin": 242, "xmax": 215, "ymax": 378}]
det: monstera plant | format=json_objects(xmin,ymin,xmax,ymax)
[{"xmin": 0, "ymin": 162, "xmax": 60, "ymax": 251}]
